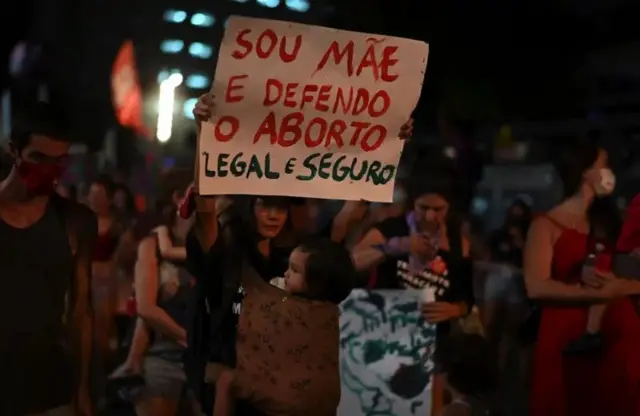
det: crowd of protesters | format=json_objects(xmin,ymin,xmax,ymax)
[{"xmin": 2, "ymin": 99, "xmax": 640, "ymax": 416}]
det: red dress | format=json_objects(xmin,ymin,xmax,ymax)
[{"xmin": 530, "ymin": 221, "xmax": 640, "ymax": 416}]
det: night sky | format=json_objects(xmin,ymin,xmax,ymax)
[{"xmin": 1, "ymin": 0, "xmax": 639, "ymax": 142}]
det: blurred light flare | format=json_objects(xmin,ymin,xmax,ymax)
[{"xmin": 156, "ymin": 73, "xmax": 183, "ymax": 143}]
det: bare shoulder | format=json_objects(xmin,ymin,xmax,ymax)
[{"xmin": 527, "ymin": 212, "xmax": 564, "ymax": 246}]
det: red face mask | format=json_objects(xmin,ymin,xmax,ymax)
[{"xmin": 16, "ymin": 160, "xmax": 65, "ymax": 195}]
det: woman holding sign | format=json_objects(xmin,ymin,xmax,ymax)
[
  {"xmin": 352, "ymin": 173, "xmax": 474, "ymax": 415},
  {"xmin": 184, "ymin": 94, "xmax": 412, "ymax": 415}
]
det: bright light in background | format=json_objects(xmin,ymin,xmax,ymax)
[
  {"xmin": 157, "ymin": 69, "xmax": 181, "ymax": 83},
  {"xmin": 257, "ymin": 0, "xmax": 280, "ymax": 7},
  {"xmin": 183, "ymin": 98, "xmax": 197, "ymax": 120},
  {"xmin": 191, "ymin": 13, "xmax": 215, "ymax": 27},
  {"xmin": 160, "ymin": 39, "xmax": 184, "ymax": 54},
  {"xmin": 186, "ymin": 74, "xmax": 210, "ymax": 89},
  {"xmin": 156, "ymin": 73, "xmax": 183, "ymax": 143},
  {"xmin": 285, "ymin": 0, "xmax": 310, "ymax": 12},
  {"xmin": 164, "ymin": 9, "xmax": 187, "ymax": 23},
  {"xmin": 188, "ymin": 42, "xmax": 213, "ymax": 59}
]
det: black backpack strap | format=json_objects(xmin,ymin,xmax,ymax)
[{"xmin": 446, "ymin": 217, "xmax": 463, "ymax": 260}]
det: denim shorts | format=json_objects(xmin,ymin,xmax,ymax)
[{"xmin": 140, "ymin": 356, "xmax": 187, "ymax": 401}]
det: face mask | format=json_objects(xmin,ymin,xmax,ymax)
[
  {"xmin": 16, "ymin": 160, "xmax": 64, "ymax": 195},
  {"xmin": 595, "ymin": 168, "xmax": 616, "ymax": 196}
]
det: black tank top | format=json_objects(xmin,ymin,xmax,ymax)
[{"xmin": 0, "ymin": 203, "xmax": 75, "ymax": 414}]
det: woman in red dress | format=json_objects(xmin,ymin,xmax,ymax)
[{"xmin": 525, "ymin": 140, "xmax": 640, "ymax": 416}]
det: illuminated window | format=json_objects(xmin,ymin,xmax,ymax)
[
  {"xmin": 188, "ymin": 42, "xmax": 213, "ymax": 59},
  {"xmin": 160, "ymin": 39, "xmax": 184, "ymax": 54},
  {"xmin": 184, "ymin": 98, "xmax": 198, "ymax": 119},
  {"xmin": 191, "ymin": 13, "xmax": 215, "ymax": 27},
  {"xmin": 157, "ymin": 69, "xmax": 182, "ymax": 83},
  {"xmin": 186, "ymin": 74, "xmax": 210, "ymax": 89},
  {"xmin": 285, "ymin": 0, "xmax": 309, "ymax": 12},
  {"xmin": 257, "ymin": 0, "xmax": 280, "ymax": 7},
  {"xmin": 163, "ymin": 9, "xmax": 187, "ymax": 23}
]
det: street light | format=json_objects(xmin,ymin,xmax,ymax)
[{"xmin": 156, "ymin": 73, "xmax": 183, "ymax": 143}]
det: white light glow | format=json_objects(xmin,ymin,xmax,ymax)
[{"xmin": 156, "ymin": 74, "xmax": 183, "ymax": 143}]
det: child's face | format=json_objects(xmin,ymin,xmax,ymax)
[
  {"xmin": 161, "ymin": 282, "xmax": 179, "ymax": 300},
  {"xmin": 284, "ymin": 248, "xmax": 308, "ymax": 294}
]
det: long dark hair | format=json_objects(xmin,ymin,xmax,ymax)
[
  {"xmin": 226, "ymin": 196, "xmax": 295, "ymax": 248},
  {"xmin": 554, "ymin": 138, "xmax": 621, "ymax": 243}
]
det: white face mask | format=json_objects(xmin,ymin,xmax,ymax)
[{"xmin": 595, "ymin": 168, "xmax": 616, "ymax": 196}]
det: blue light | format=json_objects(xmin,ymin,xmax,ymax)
[
  {"xmin": 191, "ymin": 13, "xmax": 215, "ymax": 27},
  {"xmin": 188, "ymin": 42, "xmax": 213, "ymax": 59},
  {"xmin": 257, "ymin": 0, "xmax": 280, "ymax": 8},
  {"xmin": 163, "ymin": 9, "xmax": 187, "ymax": 23},
  {"xmin": 285, "ymin": 0, "xmax": 310, "ymax": 12},
  {"xmin": 186, "ymin": 74, "xmax": 210, "ymax": 89},
  {"xmin": 160, "ymin": 39, "xmax": 184, "ymax": 54},
  {"xmin": 184, "ymin": 98, "xmax": 197, "ymax": 119}
]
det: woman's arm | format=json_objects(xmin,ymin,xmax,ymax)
[
  {"xmin": 331, "ymin": 201, "xmax": 369, "ymax": 245},
  {"xmin": 113, "ymin": 228, "xmax": 137, "ymax": 267},
  {"xmin": 351, "ymin": 228, "xmax": 388, "ymax": 272},
  {"xmin": 155, "ymin": 225, "xmax": 187, "ymax": 261},
  {"xmin": 524, "ymin": 217, "xmax": 612, "ymax": 301},
  {"xmin": 126, "ymin": 317, "xmax": 151, "ymax": 364},
  {"xmin": 134, "ymin": 236, "xmax": 187, "ymax": 343}
]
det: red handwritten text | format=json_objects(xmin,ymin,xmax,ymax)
[
  {"xmin": 225, "ymin": 75, "xmax": 248, "ymax": 103},
  {"xmin": 263, "ymin": 79, "xmax": 390, "ymax": 118},
  {"xmin": 314, "ymin": 39, "xmax": 399, "ymax": 82},
  {"xmin": 232, "ymin": 29, "xmax": 302, "ymax": 63},
  {"xmin": 252, "ymin": 111, "xmax": 387, "ymax": 152}
]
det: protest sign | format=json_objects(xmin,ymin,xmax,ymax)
[
  {"xmin": 338, "ymin": 289, "xmax": 435, "ymax": 416},
  {"xmin": 198, "ymin": 16, "xmax": 428, "ymax": 202}
]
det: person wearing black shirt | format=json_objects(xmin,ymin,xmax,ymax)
[
  {"xmin": 183, "ymin": 192, "xmax": 291, "ymax": 415},
  {"xmin": 352, "ymin": 178, "xmax": 474, "ymax": 415}
]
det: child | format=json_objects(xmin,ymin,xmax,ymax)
[
  {"xmin": 435, "ymin": 334, "xmax": 499, "ymax": 416},
  {"xmin": 211, "ymin": 239, "xmax": 356, "ymax": 416},
  {"xmin": 566, "ymin": 194, "xmax": 640, "ymax": 354}
]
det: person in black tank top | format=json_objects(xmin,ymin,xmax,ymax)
[
  {"xmin": 0, "ymin": 104, "xmax": 96, "ymax": 416},
  {"xmin": 352, "ymin": 177, "xmax": 474, "ymax": 415}
]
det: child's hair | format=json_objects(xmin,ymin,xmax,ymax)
[
  {"xmin": 435, "ymin": 334, "xmax": 498, "ymax": 399},
  {"xmin": 296, "ymin": 239, "xmax": 356, "ymax": 304}
]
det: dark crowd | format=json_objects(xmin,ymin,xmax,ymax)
[{"xmin": 2, "ymin": 97, "xmax": 640, "ymax": 416}]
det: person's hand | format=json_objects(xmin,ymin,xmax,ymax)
[
  {"xmin": 596, "ymin": 270, "xmax": 640, "ymax": 297},
  {"xmin": 399, "ymin": 118, "xmax": 414, "ymax": 140},
  {"xmin": 581, "ymin": 267, "xmax": 605, "ymax": 289},
  {"xmin": 421, "ymin": 301, "xmax": 465, "ymax": 324},
  {"xmin": 409, "ymin": 232, "xmax": 437, "ymax": 258},
  {"xmin": 193, "ymin": 93, "xmax": 215, "ymax": 128},
  {"xmin": 337, "ymin": 200, "xmax": 369, "ymax": 223},
  {"xmin": 109, "ymin": 359, "xmax": 142, "ymax": 379}
]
